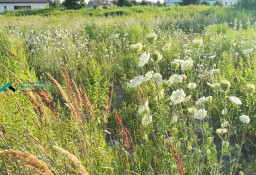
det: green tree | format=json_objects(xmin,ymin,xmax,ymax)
[
  {"xmin": 116, "ymin": 0, "xmax": 132, "ymax": 6},
  {"xmin": 214, "ymin": 0, "xmax": 223, "ymax": 6},
  {"xmin": 49, "ymin": 0, "xmax": 62, "ymax": 8},
  {"xmin": 237, "ymin": 0, "xmax": 256, "ymax": 10},
  {"xmin": 63, "ymin": 0, "xmax": 85, "ymax": 9},
  {"xmin": 180, "ymin": 0, "xmax": 200, "ymax": 5}
]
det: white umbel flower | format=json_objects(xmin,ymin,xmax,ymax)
[
  {"xmin": 128, "ymin": 75, "xmax": 144, "ymax": 88},
  {"xmin": 168, "ymin": 74, "xmax": 183, "ymax": 84},
  {"xmin": 188, "ymin": 83, "xmax": 197, "ymax": 89},
  {"xmin": 170, "ymin": 89, "xmax": 186, "ymax": 105},
  {"xmin": 239, "ymin": 114, "xmax": 250, "ymax": 124},
  {"xmin": 195, "ymin": 96, "xmax": 206, "ymax": 106},
  {"xmin": 229, "ymin": 96, "xmax": 242, "ymax": 105},
  {"xmin": 142, "ymin": 114, "xmax": 152, "ymax": 126},
  {"xmin": 193, "ymin": 109, "xmax": 207, "ymax": 120},
  {"xmin": 188, "ymin": 107, "xmax": 197, "ymax": 113},
  {"xmin": 216, "ymin": 128, "xmax": 228, "ymax": 134},
  {"xmin": 152, "ymin": 73, "xmax": 162, "ymax": 83},
  {"xmin": 138, "ymin": 100, "xmax": 150, "ymax": 114},
  {"xmin": 138, "ymin": 51, "xmax": 150, "ymax": 67},
  {"xmin": 144, "ymin": 71, "xmax": 154, "ymax": 81},
  {"xmin": 181, "ymin": 59, "xmax": 193, "ymax": 71}
]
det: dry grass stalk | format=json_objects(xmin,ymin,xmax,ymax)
[
  {"xmin": 137, "ymin": 86, "xmax": 146, "ymax": 103},
  {"xmin": 115, "ymin": 112, "xmax": 135, "ymax": 154},
  {"xmin": 53, "ymin": 146, "xmax": 89, "ymax": 175},
  {"xmin": 168, "ymin": 143, "xmax": 186, "ymax": 175},
  {"xmin": 80, "ymin": 83, "xmax": 93, "ymax": 116},
  {"xmin": 104, "ymin": 84, "xmax": 114, "ymax": 118},
  {"xmin": 35, "ymin": 89, "xmax": 60, "ymax": 121},
  {"xmin": 0, "ymin": 150, "xmax": 53, "ymax": 175},
  {"xmin": 46, "ymin": 72, "xmax": 82, "ymax": 124},
  {"xmin": 72, "ymin": 80, "xmax": 83, "ymax": 118},
  {"xmin": 62, "ymin": 68, "xmax": 73, "ymax": 102}
]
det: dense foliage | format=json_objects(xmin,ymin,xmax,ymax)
[{"xmin": 0, "ymin": 6, "xmax": 256, "ymax": 175}]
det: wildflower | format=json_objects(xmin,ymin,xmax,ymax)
[
  {"xmin": 207, "ymin": 82, "xmax": 220, "ymax": 90},
  {"xmin": 195, "ymin": 96, "xmax": 206, "ymax": 106},
  {"xmin": 222, "ymin": 108, "xmax": 228, "ymax": 115},
  {"xmin": 222, "ymin": 141, "xmax": 229, "ymax": 148},
  {"xmin": 151, "ymin": 51, "xmax": 162, "ymax": 62},
  {"xmin": 229, "ymin": 96, "xmax": 242, "ymax": 105},
  {"xmin": 220, "ymin": 80, "xmax": 231, "ymax": 91},
  {"xmin": 181, "ymin": 74, "xmax": 187, "ymax": 80},
  {"xmin": 206, "ymin": 149, "xmax": 211, "ymax": 155},
  {"xmin": 129, "ymin": 42, "xmax": 143, "ymax": 53},
  {"xmin": 162, "ymin": 43, "xmax": 171, "ymax": 51},
  {"xmin": 128, "ymin": 75, "xmax": 144, "ymax": 88},
  {"xmin": 171, "ymin": 61, "xmax": 180, "ymax": 70},
  {"xmin": 239, "ymin": 114, "xmax": 250, "ymax": 124},
  {"xmin": 245, "ymin": 84, "xmax": 255, "ymax": 93},
  {"xmin": 187, "ymin": 83, "xmax": 197, "ymax": 89},
  {"xmin": 185, "ymin": 95, "xmax": 191, "ymax": 102},
  {"xmin": 221, "ymin": 121, "xmax": 229, "ymax": 128},
  {"xmin": 170, "ymin": 89, "xmax": 186, "ymax": 105},
  {"xmin": 205, "ymin": 96, "xmax": 213, "ymax": 103},
  {"xmin": 181, "ymin": 59, "xmax": 193, "ymax": 71},
  {"xmin": 238, "ymin": 171, "xmax": 244, "ymax": 175},
  {"xmin": 187, "ymin": 145, "xmax": 193, "ymax": 151},
  {"xmin": 216, "ymin": 128, "xmax": 228, "ymax": 134},
  {"xmin": 145, "ymin": 33, "xmax": 157, "ymax": 43},
  {"xmin": 138, "ymin": 101, "xmax": 150, "ymax": 114},
  {"xmin": 142, "ymin": 114, "xmax": 152, "ymax": 126},
  {"xmin": 188, "ymin": 107, "xmax": 197, "ymax": 113},
  {"xmin": 144, "ymin": 71, "xmax": 154, "ymax": 81},
  {"xmin": 138, "ymin": 51, "xmax": 150, "ymax": 67},
  {"xmin": 152, "ymin": 73, "xmax": 162, "ymax": 83},
  {"xmin": 168, "ymin": 74, "xmax": 183, "ymax": 84},
  {"xmin": 192, "ymin": 38, "xmax": 203, "ymax": 47},
  {"xmin": 193, "ymin": 109, "xmax": 207, "ymax": 120},
  {"xmin": 209, "ymin": 69, "xmax": 220, "ymax": 76},
  {"xmin": 171, "ymin": 115, "xmax": 178, "ymax": 123}
]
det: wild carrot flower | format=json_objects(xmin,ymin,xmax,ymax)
[
  {"xmin": 142, "ymin": 114, "xmax": 152, "ymax": 126},
  {"xmin": 168, "ymin": 74, "xmax": 183, "ymax": 84},
  {"xmin": 129, "ymin": 42, "xmax": 143, "ymax": 53},
  {"xmin": 128, "ymin": 75, "xmax": 144, "ymax": 88},
  {"xmin": 195, "ymin": 97, "xmax": 206, "ymax": 106},
  {"xmin": 187, "ymin": 83, "xmax": 197, "ymax": 89},
  {"xmin": 193, "ymin": 109, "xmax": 207, "ymax": 120},
  {"xmin": 216, "ymin": 128, "xmax": 228, "ymax": 134},
  {"xmin": 220, "ymin": 80, "xmax": 231, "ymax": 91},
  {"xmin": 239, "ymin": 114, "xmax": 250, "ymax": 124},
  {"xmin": 138, "ymin": 51, "xmax": 150, "ymax": 67},
  {"xmin": 144, "ymin": 71, "xmax": 153, "ymax": 81},
  {"xmin": 138, "ymin": 100, "xmax": 150, "ymax": 114},
  {"xmin": 170, "ymin": 89, "xmax": 186, "ymax": 105},
  {"xmin": 145, "ymin": 33, "xmax": 157, "ymax": 43},
  {"xmin": 229, "ymin": 96, "xmax": 242, "ymax": 105},
  {"xmin": 180, "ymin": 59, "xmax": 193, "ymax": 71}
]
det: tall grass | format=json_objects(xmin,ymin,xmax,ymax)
[{"xmin": 0, "ymin": 5, "xmax": 256, "ymax": 175}]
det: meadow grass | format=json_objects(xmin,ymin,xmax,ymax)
[{"xmin": 0, "ymin": 5, "xmax": 256, "ymax": 175}]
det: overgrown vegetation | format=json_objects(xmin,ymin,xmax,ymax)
[{"xmin": 0, "ymin": 5, "xmax": 256, "ymax": 175}]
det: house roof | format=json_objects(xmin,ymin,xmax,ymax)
[{"xmin": 0, "ymin": 0, "xmax": 48, "ymax": 3}]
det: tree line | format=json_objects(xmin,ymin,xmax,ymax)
[{"xmin": 49, "ymin": 0, "xmax": 256, "ymax": 10}]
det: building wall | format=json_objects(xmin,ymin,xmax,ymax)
[{"xmin": 0, "ymin": 3, "xmax": 47, "ymax": 13}]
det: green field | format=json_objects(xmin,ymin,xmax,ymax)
[{"xmin": 0, "ymin": 5, "xmax": 256, "ymax": 175}]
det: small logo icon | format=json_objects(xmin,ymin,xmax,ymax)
[{"xmin": 0, "ymin": 82, "xmax": 16, "ymax": 93}]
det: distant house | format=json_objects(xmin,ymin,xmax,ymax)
[
  {"xmin": 164, "ymin": 0, "xmax": 237, "ymax": 6},
  {"xmin": 0, "ymin": 0, "xmax": 48, "ymax": 13}
]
